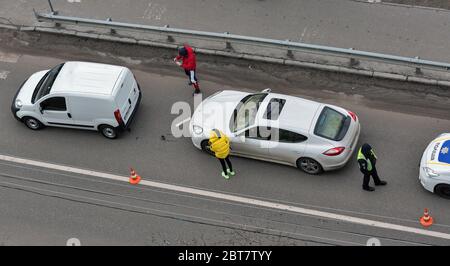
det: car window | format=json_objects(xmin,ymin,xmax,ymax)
[
  {"xmin": 241, "ymin": 127, "xmax": 307, "ymax": 143},
  {"xmin": 314, "ymin": 107, "xmax": 350, "ymax": 141},
  {"xmin": 263, "ymin": 98, "xmax": 286, "ymax": 120},
  {"xmin": 242, "ymin": 126, "xmax": 272, "ymax": 141},
  {"xmin": 41, "ymin": 97, "xmax": 67, "ymax": 111},
  {"xmin": 230, "ymin": 93, "xmax": 268, "ymax": 132},
  {"xmin": 277, "ymin": 128, "xmax": 308, "ymax": 143}
]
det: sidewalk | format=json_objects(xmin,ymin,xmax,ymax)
[{"xmin": 1, "ymin": 0, "xmax": 450, "ymax": 62}]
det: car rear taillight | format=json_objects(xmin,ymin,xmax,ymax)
[
  {"xmin": 114, "ymin": 109, "xmax": 123, "ymax": 125},
  {"xmin": 348, "ymin": 111, "xmax": 357, "ymax": 122},
  {"xmin": 323, "ymin": 147, "xmax": 345, "ymax": 156}
]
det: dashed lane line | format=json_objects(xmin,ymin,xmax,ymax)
[
  {"xmin": 0, "ymin": 70, "xmax": 9, "ymax": 80},
  {"xmin": 1, "ymin": 153, "xmax": 450, "ymax": 241},
  {"xmin": 0, "ymin": 51, "xmax": 20, "ymax": 63}
]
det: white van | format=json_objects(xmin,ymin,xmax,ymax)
[{"xmin": 11, "ymin": 61, "xmax": 142, "ymax": 139}]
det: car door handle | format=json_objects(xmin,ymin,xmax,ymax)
[{"xmin": 67, "ymin": 113, "xmax": 72, "ymax": 118}]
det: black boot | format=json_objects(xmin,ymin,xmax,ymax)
[
  {"xmin": 375, "ymin": 181, "xmax": 387, "ymax": 186},
  {"xmin": 363, "ymin": 186, "xmax": 375, "ymax": 192}
]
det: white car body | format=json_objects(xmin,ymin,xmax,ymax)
[
  {"xmin": 11, "ymin": 61, "xmax": 141, "ymax": 139},
  {"xmin": 189, "ymin": 90, "xmax": 360, "ymax": 174},
  {"xmin": 419, "ymin": 133, "xmax": 450, "ymax": 198}
]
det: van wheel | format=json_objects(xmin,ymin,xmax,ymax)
[
  {"xmin": 434, "ymin": 184, "xmax": 450, "ymax": 199},
  {"xmin": 99, "ymin": 125, "xmax": 118, "ymax": 139},
  {"xmin": 201, "ymin": 140, "xmax": 214, "ymax": 156},
  {"xmin": 297, "ymin": 158, "xmax": 323, "ymax": 175},
  {"xmin": 23, "ymin": 117, "xmax": 44, "ymax": 130}
]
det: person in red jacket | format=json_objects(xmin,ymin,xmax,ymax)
[{"xmin": 174, "ymin": 44, "xmax": 201, "ymax": 94}]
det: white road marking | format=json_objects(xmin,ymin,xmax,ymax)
[
  {"xmin": 299, "ymin": 26, "xmax": 308, "ymax": 42},
  {"xmin": 0, "ymin": 70, "xmax": 9, "ymax": 80},
  {"xmin": 0, "ymin": 51, "xmax": 20, "ymax": 63},
  {"xmin": 1, "ymin": 154, "xmax": 450, "ymax": 240},
  {"xmin": 143, "ymin": 2, "xmax": 167, "ymax": 20},
  {"xmin": 175, "ymin": 117, "xmax": 191, "ymax": 128},
  {"xmin": 67, "ymin": 0, "xmax": 82, "ymax": 3}
]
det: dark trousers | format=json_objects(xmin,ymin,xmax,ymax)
[
  {"xmin": 218, "ymin": 156, "xmax": 233, "ymax": 173},
  {"xmin": 184, "ymin": 69, "xmax": 200, "ymax": 90},
  {"xmin": 362, "ymin": 167, "xmax": 382, "ymax": 188}
]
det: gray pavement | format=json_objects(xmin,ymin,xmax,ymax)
[
  {"xmin": 1, "ymin": 0, "xmax": 450, "ymax": 62},
  {"xmin": 0, "ymin": 29, "xmax": 449, "ymax": 245}
]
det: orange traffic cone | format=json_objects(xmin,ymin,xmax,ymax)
[
  {"xmin": 419, "ymin": 208, "xmax": 434, "ymax": 227},
  {"xmin": 129, "ymin": 168, "xmax": 141, "ymax": 185}
]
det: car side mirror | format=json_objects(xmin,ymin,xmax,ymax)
[
  {"xmin": 261, "ymin": 88, "xmax": 272, "ymax": 93},
  {"xmin": 39, "ymin": 106, "xmax": 43, "ymax": 114}
]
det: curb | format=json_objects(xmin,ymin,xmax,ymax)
[{"xmin": 0, "ymin": 23, "xmax": 448, "ymax": 88}]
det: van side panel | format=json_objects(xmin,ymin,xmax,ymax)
[
  {"xmin": 113, "ymin": 69, "xmax": 139, "ymax": 124},
  {"xmin": 67, "ymin": 95, "xmax": 116, "ymax": 129}
]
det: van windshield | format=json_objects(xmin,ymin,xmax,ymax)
[
  {"xmin": 32, "ymin": 63, "xmax": 65, "ymax": 103},
  {"xmin": 314, "ymin": 107, "xmax": 350, "ymax": 141}
]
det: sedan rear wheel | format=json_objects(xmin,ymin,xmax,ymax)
[
  {"xmin": 434, "ymin": 184, "xmax": 450, "ymax": 199},
  {"xmin": 297, "ymin": 158, "xmax": 323, "ymax": 175}
]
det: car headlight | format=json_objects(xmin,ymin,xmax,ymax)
[
  {"xmin": 15, "ymin": 99, "xmax": 23, "ymax": 109},
  {"xmin": 423, "ymin": 167, "xmax": 439, "ymax": 178},
  {"xmin": 193, "ymin": 125, "xmax": 203, "ymax": 135}
]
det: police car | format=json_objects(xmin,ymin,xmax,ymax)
[{"xmin": 419, "ymin": 133, "xmax": 450, "ymax": 199}]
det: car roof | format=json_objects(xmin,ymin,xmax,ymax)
[
  {"xmin": 51, "ymin": 61, "xmax": 126, "ymax": 95},
  {"xmin": 262, "ymin": 93, "xmax": 322, "ymax": 131}
]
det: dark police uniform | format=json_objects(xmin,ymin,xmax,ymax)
[{"xmin": 357, "ymin": 143, "xmax": 387, "ymax": 191}]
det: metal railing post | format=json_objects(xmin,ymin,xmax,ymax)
[
  {"xmin": 106, "ymin": 18, "xmax": 116, "ymax": 34},
  {"xmin": 224, "ymin": 32, "xmax": 233, "ymax": 51},
  {"xmin": 415, "ymin": 56, "xmax": 422, "ymax": 75},
  {"xmin": 349, "ymin": 48, "xmax": 359, "ymax": 67},
  {"xmin": 165, "ymin": 25, "xmax": 174, "ymax": 42},
  {"xmin": 285, "ymin": 40, "xmax": 294, "ymax": 59},
  {"xmin": 47, "ymin": 0, "xmax": 58, "ymax": 15}
]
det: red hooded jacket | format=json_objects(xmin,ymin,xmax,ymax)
[{"xmin": 176, "ymin": 45, "xmax": 196, "ymax": 71}]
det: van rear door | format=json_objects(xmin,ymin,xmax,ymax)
[{"xmin": 114, "ymin": 69, "xmax": 140, "ymax": 126}]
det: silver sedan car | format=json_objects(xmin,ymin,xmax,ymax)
[{"xmin": 189, "ymin": 89, "xmax": 360, "ymax": 174}]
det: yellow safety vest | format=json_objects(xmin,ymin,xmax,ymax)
[
  {"xmin": 209, "ymin": 129, "xmax": 230, "ymax": 159},
  {"xmin": 357, "ymin": 147, "xmax": 377, "ymax": 172}
]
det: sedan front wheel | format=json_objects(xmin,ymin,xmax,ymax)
[
  {"xmin": 434, "ymin": 184, "xmax": 450, "ymax": 199},
  {"xmin": 201, "ymin": 140, "xmax": 215, "ymax": 156}
]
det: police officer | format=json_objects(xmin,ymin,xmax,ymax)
[
  {"xmin": 209, "ymin": 129, "xmax": 235, "ymax": 180},
  {"xmin": 357, "ymin": 143, "xmax": 387, "ymax": 191}
]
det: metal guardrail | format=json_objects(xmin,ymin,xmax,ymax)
[{"xmin": 34, "ymin": 10, "xmax": 450, "ymax": 74}]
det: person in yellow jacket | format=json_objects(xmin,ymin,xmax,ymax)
[{"xmin": 209, "ymin": 129, "xmax": 235, "ymax": 179}]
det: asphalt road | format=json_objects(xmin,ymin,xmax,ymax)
[
  {"xmin": 0, "ymin": 30, "xmax": 450, "ymax": 246},
  {"xmin": 2, "ymin": 0, "xmax": 450, "ymax": 61}
]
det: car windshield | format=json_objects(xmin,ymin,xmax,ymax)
[
  {"xmin": 230, "ymin": 93, "xmax": 268, "ymax": 132},
  {"xmin": 32, "ymin": 63, "xmax": 65, "ymax": 103},
  {"xmin": 314, "ymin": 107, "xmax": 350, "ymax": 141}
]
